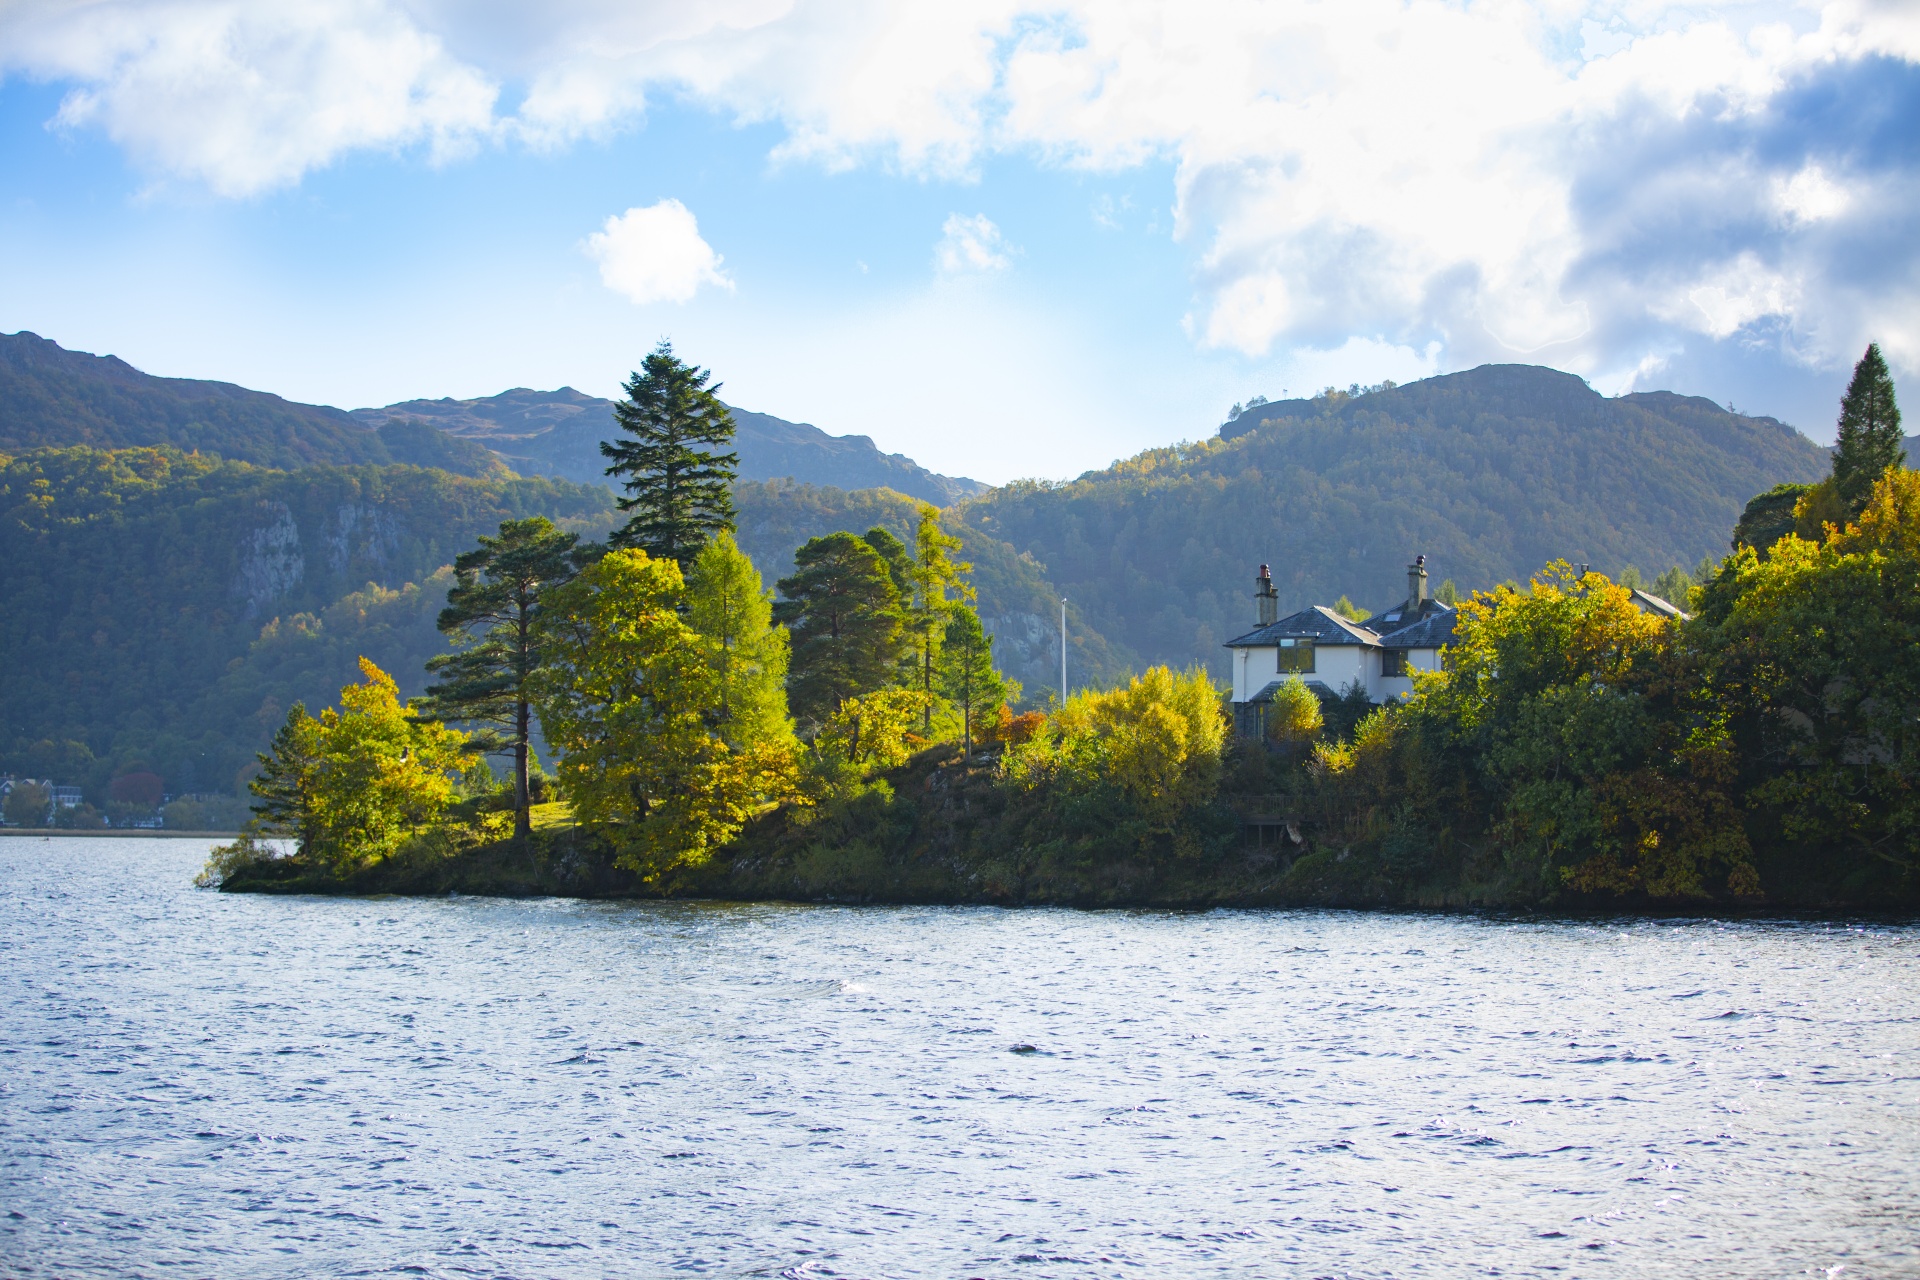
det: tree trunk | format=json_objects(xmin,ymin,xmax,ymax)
[{"xmin": 514, "ymin": 698, "xmax": 532, "ymax": 840}]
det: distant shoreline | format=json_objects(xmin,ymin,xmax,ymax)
[{"xmin": 0, "ymin": 830, "xmax": 238, "ymax": 840}]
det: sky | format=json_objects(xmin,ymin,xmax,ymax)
[{"xmin": 1, "ymin": 1, "xmax": 1916, "ymax": 485}]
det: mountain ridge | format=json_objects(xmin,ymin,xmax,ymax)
[
  {"xmin": 0, "ymin": 332, "xmax": 985, "ymax": 504},
  {"xmin": 350, "ymin": 386, "xmax": 987, "ymax": 507}
]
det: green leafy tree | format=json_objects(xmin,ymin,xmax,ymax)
[
  {"xmin": 533, "ymin": 548, "xmax": 796, "ymax": 875},
  {"xmin": 1695, "ymin": 469, "xmax": 1920, "ymax": 888},
  {"xmin": 3, "ymin": 780, "xmax": 52, "ymax": 828},
  {"xmin": 1408, "ymin": 564, "xmax": 1756, "ymax": 898},
  {"xmin": 1733, "ymin": 482, "xmax": 1813, "ymax": 554},
  {"xmin": 1332, "ymin": 595, "xmax": 1371, "ymax": 622},
  {"xmin": 310, "ymin": 659, "xmax": 470, "ymax": 870},
  {"xmin": 1832, "ymin": 343, "xmax": 1905, "ymax": 516},
  {"xmin": 416, "ymin": 517, "xmax": 582, "ymax": 839},
  {"xmin": 247, "ymin": 662, "xmax": 469, "ymax": 871},
  {"xmin": 775, "ymin": 532, "xmax": 907, "ymax": 733},
  {"xmin": 686, "ymin": 531, "xmax": 795, "ymax": 749},
  {"xmin": 936, "ymin": 603, "xmax": 1013, "ymax": 759},
  {"xmin": 601, "ymin": 342, "xmax": 738, "ymax": 568},
  {"xmin": 909, "ymin": 506, "xmax": 971, "ymax": 731}
]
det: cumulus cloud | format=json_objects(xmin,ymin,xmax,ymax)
[
  {"xmin": 7, "ymin": 0, "xmax": 1920, "ymax": 384},
  {"xmin": 1, "ymin": 0, "xmax": 496, "ymax": 196},
  {"xmin": 585, "ymin": 200, "xmax": 733, "ymax": 304},
  {"xmin": 934, "ymin": 213, "xmax": 1012, "ymax": 274}
]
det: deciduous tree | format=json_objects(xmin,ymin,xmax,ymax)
[{"xmin": 686, "ymin": 531, "xmax": 794, "ymax": 750}]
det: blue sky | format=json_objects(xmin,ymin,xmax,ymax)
[{"xmin": 2, "ymin": 1, "xmax": 1916, "ymax": 484}]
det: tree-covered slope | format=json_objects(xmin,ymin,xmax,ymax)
[
  {"xmin": 733, "ymin": 480, "xmax": 1130, "ymax": 699},
  {"xmin": 967, "ymin": 364, "xmax": 1831, "ymax": 673},
  {"xmin": 0, "ymin": 332, "xmax": 502, "ymax": 476},
  {"xmin": 352, "ymin": 387, "xmax": 987, "ymax": 505},
  {"xmin": 0, "ymin": 447, "xmax": 615, "ymax": 800}
]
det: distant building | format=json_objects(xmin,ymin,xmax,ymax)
[
  {"xmin": 1225, "ymin": 557, "xmax": 1458, "ymax": 738},
  {"xmin": 52, "ymin": 786, "xmax": 83, "ymax": 809}
]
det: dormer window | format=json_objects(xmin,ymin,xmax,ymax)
[{"xmin": 1276, "ymin": 639, "xmax": 1315, "ymax": 673}]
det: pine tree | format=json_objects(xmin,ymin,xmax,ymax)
[
  {"xmin": 909, "ymin": 506, "xmax": 971, "ymax": 732},
  {"xmin": 774, "ymin": 532, "xmax": 906, "ymax": 732},
  {"xmin": 1833, "ymin": 343, "xmax": 1905, "ymax": 516},
  {"xmin": 686, "ymin": 531, "xmax": 795, "ymax": 749},
  {"xmin": 249, "ymin": 703, "xmax": 326, "ymax": 856},
  {"xmin": 601, "ymin": 342, "xmax": 739, "ymax": 568},
  {"xmin": 416, "ymin": 517, "xmax": 583, "ymax": 839},
  {"xmin": 936, "ymin": 603, "xmax": 1012, "ymax": 761}
]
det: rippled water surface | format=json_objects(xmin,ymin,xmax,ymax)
[{"xmin": 3, "ymin": 838, "xmax": 1918, "ymax": 1279}]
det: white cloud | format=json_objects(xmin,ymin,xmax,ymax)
[
  {"xmin": 934, "ymin": 213, "xmax": 1012, "ymax": 274},
  {"xmin": 585, "ymin": 199, "xmax": 733, "ymax": 305},
  {"xmin": 2, "ymin": 0, "xmax": 496, "ymax": 196},
  {"xmin": 8, "ymin": 0, "xmax": 1920, "ymax": 382}
]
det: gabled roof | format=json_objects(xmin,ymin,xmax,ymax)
[
  {"xmin": 1376, "ymin": 605, "xmax": 1458, "ymax": 649},
  {"xmin": 1225, "ymin": 605, "xmax": 1382, "ymax": 649},
  {"xmin": 1628, "ymin": 588, "xmax": 1689, "ymax": 621}
]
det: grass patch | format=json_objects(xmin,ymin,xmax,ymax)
[{"xmin": 530, "ymin": 800, "xmax": 575, "ymax": 831}]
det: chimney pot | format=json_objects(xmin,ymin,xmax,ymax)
[
  {"xmin": 1407, "ymin": 555, "xmax": 1429, "ymax": 608},
  {"xmin": 1255, "ymin": 564, "xmax": 1279, "ymax": 626}
]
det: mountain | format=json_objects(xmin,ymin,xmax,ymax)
[
  {"xmin": 0, "ymin": 332, "xmax": 502, "ymax": 476},
  {"xmin": 350, "ymin": 388, "xmax": 988, "ymax": 507},
  {"xmin": 963, "ymin": 364, "xmax": 1832, "ymax": 675},
  {"xmin": 0, "ymin": 446, "xmax": 616, "ymax": 803}
]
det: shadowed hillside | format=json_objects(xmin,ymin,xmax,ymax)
[
  {"xmin": 0, "ymin": 332, "xmax": 502, "ymax": 476},
  {"xmin": 352, "ymin": 387, "xmax": 987, "ymax": 506},
  {"xmin": 965, "ymin": 364, "xmax": 1831, "ymax": 674}
]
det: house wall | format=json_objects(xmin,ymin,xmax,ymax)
[
  {"xmin": 1367, "ymin": 647, "xmax": 1442, "ymax": 702},
  {"xmin": 1231, "ymin": 643, "xmax": 1371, "ymax": 701}
]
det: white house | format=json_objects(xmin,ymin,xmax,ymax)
[{"xmin": 1224, "ymin": 557, "xmax": 1457, "ymax": 737}]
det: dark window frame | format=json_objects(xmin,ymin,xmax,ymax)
[{"xmin": 1276, "ymin": 640, "xmax": 1315, "ymax": 673}]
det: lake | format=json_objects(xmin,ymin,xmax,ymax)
[{"xmin": 2, "ymin": 836, "xmax": 1916, "ymax": 1278}]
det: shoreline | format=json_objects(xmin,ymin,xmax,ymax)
[{"xmin": 0, "ymin": 829, "xmax": 239, "ymax": 840}]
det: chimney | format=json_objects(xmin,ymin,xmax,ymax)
[
  {"xmin": 1407, "ymin": 554, "xmax": 1428, "ymax": 608},
  {"xmin": 1255, "ymin": 564, "xmax": 1278, "ymax": 626}
]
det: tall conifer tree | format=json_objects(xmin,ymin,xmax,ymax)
[
  {"xmin": 1833, "ymin": 342, "xmax": 1905, "ymax": 516},
  {"xmin": 417, "ymin": 517, "xmax": 582, "ymax": 839},
  {"xmin": 909, "ymin": 506, "xmax": 970, "ymax": 731},
  {"xmin": 774, "ymin": 532, "xmax": 906, "ymax": 732},
  {"xmin": 602, "ymin": 342, "xmax": 739, "ymax": 568}
]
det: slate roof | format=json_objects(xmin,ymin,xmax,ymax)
[
  {"xmin": 1225, "ymin": 600, "xmax": 1458, "ymax": 651},
  {"xmin": 1224, "ymin": 605, "xmax": 1382, "ymax": 649},
  {"xmin": 1376, "ymin": 605, "xmax": 1458, "ymax": 649},
  {"xmin": 1628, "ymin": 588, "xmax": 1689, "ymax": 621}
]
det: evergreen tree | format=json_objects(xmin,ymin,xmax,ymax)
[
  {"xmin": 249, "ymin": 703, "xmax": 327, "ymax": 856},
  {"xmin": 774, "ymin": 532, "xmax": 906, "ymax": 732},
  {"xmin": 686, "ymin": 531, "xmax": 795, "ymax": 749},
  {"xmin": 1833, "ymin": 343, "xmax": 1905, "ymax": 516},
  {"xmin": 909, "ymin": 506, "xmax": 971, "ymax": 731},
  {"xmin": 416, "ymin": 517, "xmax": 582, "ymax": 839},
  {"xmin": 861, "ymin": 525, "xmax": 914, "ymax": 600},
  {"xmin": 601, "ymin": 342, "xmax": 738, "ymax": 567},
  {"xmin": 936, "ymin": 603, "xmax": 1012, "ymax": 760}
]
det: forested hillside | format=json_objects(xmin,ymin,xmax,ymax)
[
  {"xmin": 965, "ymin": 364, "xmax": 1830, "ymax": 673},
  {"xmin": 352, "ymin": 387, "xmax": 986, "ymax": 505},
  {"xmin": 0, "ymin": 447, "xmax": 615, "ymax": 801},
  {"xmin": 0, "ymin": 332, "xmax": 502, "ymax": 476},
  {"xmin": 733, "ymin": 480, "xmax": 1129, "ymax": 698}
]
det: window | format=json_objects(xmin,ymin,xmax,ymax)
[
  {"xmin": 1276, "ymin": 639, "xmax": 1315, "ymax": 673},
  {"xmin": 1380, "ymin": 649, "xmax": 1408, "ymax": 678}
]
